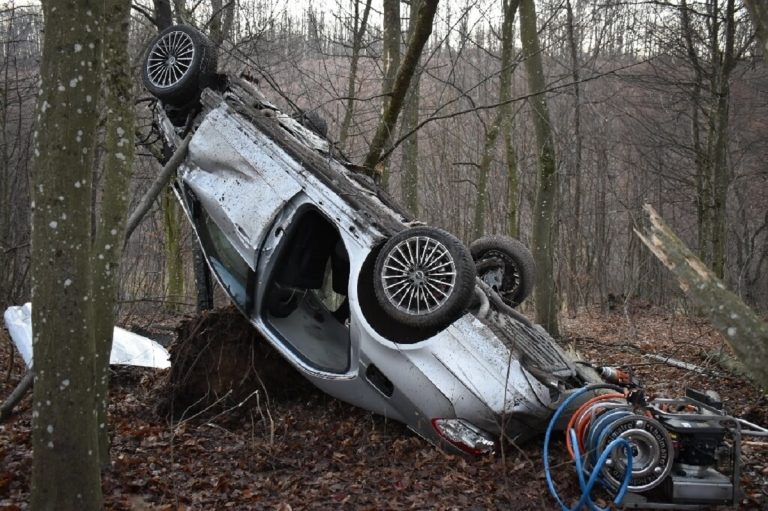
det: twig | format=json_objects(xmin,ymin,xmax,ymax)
[
  {"xmin": 2, "ymin": 242, "xmax": 30, "ymax": 254},
  {"xmin": 130, "ymin": 3, "xmax": 156, "ymax": 26},
  {"xmin": 448, "ymin": 178, "xmax": 478, "ymax": 190},
  {"xmin": 174, "ymin": 389, "xmax": 233, "ymax": 429},
  {"xmin": 379, "ymin": 58, "xmax": 657, "ymax": 163},
  {"xmin": 0, "ymin": 371, "xmax": 33, "ymax": 422},
  {"xmin": 198, "ymin": 389, "xmax": 260, "ymax": 426},
  {"xmin": 3, "ymin": 329, "xmax": 14, "ymax": 382}
]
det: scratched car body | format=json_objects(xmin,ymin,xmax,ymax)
[{"xmin": 142, "ymin": 25, "xmax": 595, "ymax": 454}]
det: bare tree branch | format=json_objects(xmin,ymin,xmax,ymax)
[
  {"xmin": 131, "ymin": 3, "xmax": 156, "ymax": 26},
  {"xmin": 379, "ymin": 58, "xmax": 653, "ymax": 162},
  {"xmin": 362, "ymin": 0, "xmax": 439, "ymax": 169},
  {"xmin": 0, "ymin": 371, "xmax": 33, "ymax": 422},
  {"xmin": 124, "ymin": 134, "xmax": 191, "ymax": 243}
]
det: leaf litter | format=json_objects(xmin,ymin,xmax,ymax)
[{"xmin": 0, "ymin": 305, "xmax": 766, "ymax": 509}]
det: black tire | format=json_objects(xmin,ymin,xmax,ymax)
[
  {"xmin": 470, "ymin": 236, "xmax": 536, "ymax": 307},
  {"xmin": 373, "ymin": 227, "xmax": 476, "ymax": 330},
  {"xmin": 141, "ymin": 25, "xmax": 217, "ymax": 107}
]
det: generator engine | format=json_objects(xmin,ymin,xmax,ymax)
[{"xmin": 546, "ymin": 385, "xmax": 744, "ymax": 510}]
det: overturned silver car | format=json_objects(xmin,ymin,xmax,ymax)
[{"xmin": 142, "ymin": 25, "xmax": 594, "ymax": 455}]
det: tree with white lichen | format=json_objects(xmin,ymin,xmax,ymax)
[
  {"xmin": 520, "ymin": 0, "xmax": 559, "ymax": 337},
  {"xmin": 30, "ymin": 0, "xmax": 135, "ymax": 507}
]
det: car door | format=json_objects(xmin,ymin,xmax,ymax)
[{"xmin": 181, "ymin": 105, "xmax": 303, "ymax": 270}]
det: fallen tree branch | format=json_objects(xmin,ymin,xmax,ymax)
[
  {"xmin": 0, "ymin": 370, "xmax": 33, "ymax": 422},
  {"xmin": 642, "ymin": 353, "xmax": 721, "ymax": 377},
  {"xmin": 124, "ymin": 133, "xmax": 192, "ymax": 243},
  {"xmin": 635, "ymin": 204, "xmax": 768, "ymax": 389}
]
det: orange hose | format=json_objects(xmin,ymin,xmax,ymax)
[
  {"xmin": 575, "ymin": 408, "xmax": 598, "ymax": 452},
  {"xmin": 565, "ymin": 393, "xmax": 625, "ymax": 458}
]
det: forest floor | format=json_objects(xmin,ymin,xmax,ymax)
[{"xmin": 1, "ymin": 305, "xmax": 767, "ymax": 510}]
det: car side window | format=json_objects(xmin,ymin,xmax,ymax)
[{"xmin": 197, "ymin": 210, "xmax": 250, "ymax": 310}]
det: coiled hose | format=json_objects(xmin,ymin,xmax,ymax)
[{"xmin": 544, "ymin": 384, "xmax": 634, "ymax": 511}]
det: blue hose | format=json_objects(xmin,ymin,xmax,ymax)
[{"xmin": 543, "ymin": 385, "xmax": 634, "ymax": 511}]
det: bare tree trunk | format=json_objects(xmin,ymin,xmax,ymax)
[
  {"xmin": 209, "ymin": 0, "xmax": 235, "ymax": 50},
  {"xmin": 163, "ymin": 189, "xmax": 185, "ymax": 310},
  {"xmin": 400, "ymin": 71, "xmax": 421, "ymax": 215},
  {"xmin": 157, "ymin": 0, "xmax": 185, "ymax": 309},
  {"xmin": 153, "ymin": 0, "xmax": 173, "ymax": 30},
  {"xmin": 745, "ymin": 0, "xmax": 768, "ymax": 55},
  {"xmin": 363, "ymin": 0, "xmax": 438, "ymax": 171},
  {"xmin": 90, "ymin": 0, "xmax": 136, "ymax": 469},
  {"xmin": 209, "ymin": 0, "xmax": 224, "ymax": 42},
  {"xmin": 173, "ymin": 0, "xmax": 188, "ymax": 24},
  {"xmin": 501, "ymin": 0, "xmax": 520, "ymax": 239},
  {"xmin": 637, "ymin": 205, "xmax": 768, "ymax": 388},
  {"xmin": 594, "ymin": 145, "xmax": 608, "ymax": 307},
  {"xmin": 30, "ymin": 0, "xmax": 105, "ymax": 506},
  {"xmin": 504, "ymin": 127, "xmax": 519, "ymax": 239},
  {"xmin": 709, "ymin": 0, "xmax": 736, "ymax": 279},
  {"xmin": 472, "ymin": 116, "xmax": 501, "ymax": 239},
  {"xmin": 680, "ymin": 0, "xmax": 710, "ymax": 264},
  {"xmin": 378, "ymin": 0, "xmax": 401, "ymax": 189},
  {"xmin": 400, "ymin": 0, "xmax": 425, "ymax": 216},
  {"xmin": 564, "ymin": 0, "xmax": 582, "ymax": 312},
  {"xmin": 519, "ymin": 0, "xmax": 559, "ymax": 336},
  {"xmin": 339, "ymin": 0, "xmax": 373, "ymax": 149},
  {"xmin": 472, "ymin": 0, "xmax": 519, "ymax": 239}
]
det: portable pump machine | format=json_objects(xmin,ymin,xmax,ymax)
[{"xmin": 543, "ymin": 377, "xmax": 766, "ymax": 510}]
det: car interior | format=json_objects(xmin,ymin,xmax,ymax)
[
  {"xmin": 263, "ymin": 208, "xmax": 351, "ymax": 373},
  {"xmin": 190, "ymin": 178, "xmax": 352, "ymax": 374}
]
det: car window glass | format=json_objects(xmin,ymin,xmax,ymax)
[{"xmin": 197, "ymin": 210, "xmax": 250, "ymax": 310}]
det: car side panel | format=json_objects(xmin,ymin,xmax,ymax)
[{"xmin": 182, "ymin": 107, "xmax": 303, "ymax": 266}]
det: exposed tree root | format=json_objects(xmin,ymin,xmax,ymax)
[{"xmin": 156, "ymin": 306, "xmax": 316, "ymax": 419}]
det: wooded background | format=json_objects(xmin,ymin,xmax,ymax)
[{"xmin": 1, "ymin": 0, "xmax": 766, "ymax": 321}]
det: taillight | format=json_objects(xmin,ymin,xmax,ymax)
[{"xmin": 431, "ymin": 418, "xmax": 496, "ymax": 455}]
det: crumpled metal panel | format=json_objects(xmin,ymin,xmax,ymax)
[
  {"xmin": 381, "ymin": 313, "xmax": 556, "ymax": 440},
  {"xmin": 203, "ymin": 88, "xmax": 411, "ymax": 236},
  {"xmin": 182, "ymin": 107, "xmax": 302, "ymax": 265},
  {"xmin": 274, "ymin": 111, "xmax": 330, "ymax": 154},
  {"xmin": 425, "ymin": 315, "xmax": 554, "ymax": 416}
]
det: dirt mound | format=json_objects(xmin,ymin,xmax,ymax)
[{"xmin": 157, "ymin": 306, "xmax": 317, "ymax": 418}]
